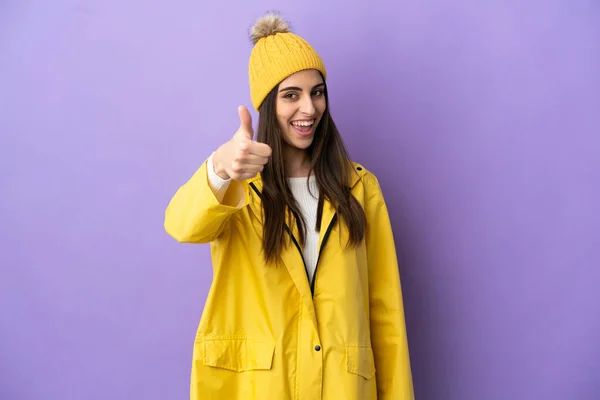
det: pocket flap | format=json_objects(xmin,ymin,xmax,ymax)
[
  {"xmin": 346, "ymin": 344, "xmax": 376, "ymax": 379},
  {"xmin": 203, "ymin": 338, "xmax": 275, "ymax": 372}
]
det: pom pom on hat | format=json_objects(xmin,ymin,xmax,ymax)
[
  {"xmin": 250, "ymin": 12, "xmax": 290, "ymax": 45},
  {"xmin": 247, "ymin": 11, "xmax": 327, "ymax": 111}
]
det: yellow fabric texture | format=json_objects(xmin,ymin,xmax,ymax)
[
  {"xmin": 164, "ymin": 159, "xmax": 415, "ymax": 399},
  {"xmin": 248, "ymin": 31, "xmax": 327, "ymax": 111}
]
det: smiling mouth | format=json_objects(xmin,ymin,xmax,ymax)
[{"xmin": 290, "ymin": 119, "xmax": 315, "ymax": 135}]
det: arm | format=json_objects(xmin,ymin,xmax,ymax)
[
  {"xmin": 366, "ymin": 175, "xmax": 414, "ymax": 399},
  {"xmin": 165, "ymin": 105, "xmax": 270, "ymax": 243},
  {"xmin": 163, "ymin": 153, "xmax": 247, "ymax": 243}
]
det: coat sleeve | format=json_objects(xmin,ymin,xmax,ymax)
[
  {"xmin": 164, "ymin": 157, "xmax": 248, "ymax": 243},
  {"xmin": 365, "ymin": 174, "xmax": 414, "ymax": 399}
]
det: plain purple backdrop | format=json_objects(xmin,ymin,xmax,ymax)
[{"xmin": 1, "ymin": 1, "xmax": 599, "ymax": 399}]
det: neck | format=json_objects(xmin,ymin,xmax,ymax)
[{"xmin": 283, "ymin": 145, "xmax": 311, "ymax": 178}]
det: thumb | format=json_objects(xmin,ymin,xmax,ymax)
[{"xmin": 237, "ymin": 105, "xmax": 254, "ymax": 140}]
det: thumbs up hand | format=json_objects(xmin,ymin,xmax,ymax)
[
  {"xmin": 212, "ymin": 106, "xmax": 272, "ymax": 181},
  {"xmin": 235, "ymin": 104, "xmax": 256, "ymax": 141}
]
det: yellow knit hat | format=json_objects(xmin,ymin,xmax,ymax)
[{"xmin": 248, "ymin": 12, "xmax": 327, "ymax": 111}]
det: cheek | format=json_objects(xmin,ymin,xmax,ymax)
[
  {"xmin": 316, "ymin": 98, "xmax": 327, "ymax": 116},
  {"xmin": 276, "ymin": 105, "xmax": 294, "ymax": 127},
  {"xmin": 276, "ymin": 113, "xmax": 289, "ymax": 132}
]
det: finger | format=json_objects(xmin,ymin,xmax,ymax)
[
  {"xmin": 231, "ymin": 161, "xmax": 264, "ymax": 176},
  {"xmin": 247, "ymin": 142, "xmax": 272, "ymax": 158},
  {"xmin": 237, "ymin": 105, "xmax": 254, "ymax": 139},
  {"xmin": 236, "ymin": 153, "xmax": 269, "ymax": 165}
]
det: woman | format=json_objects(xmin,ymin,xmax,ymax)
[{"xmin": 164, "ymin": 12, "xmax": 414, "ymax": 400}]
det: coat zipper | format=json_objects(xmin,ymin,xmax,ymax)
[
  {"xmin": 285, "ymin": 224, "xmax": 311, "ymax": 284},
  {"xmin": 310, "ymin": 214, "xmax": 337, "ymax": 296},
  {"xmin": 249, "ymin": 182, "xmax": 337, "ymax": 297}
]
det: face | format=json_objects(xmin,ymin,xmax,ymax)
[{"xmin": 275, "ymin": 69, "xmax": 327, "ymax": 151}]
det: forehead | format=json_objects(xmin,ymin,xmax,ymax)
[{"xmin": 279, "ymin": 69, "xmax": 324, "ymax": 88}]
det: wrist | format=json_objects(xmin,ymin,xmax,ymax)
[{"xmin": 213, "ymin": 145, "xmax": 230, "ymax": 180}]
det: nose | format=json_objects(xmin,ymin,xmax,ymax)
[{"xmin": 300, "ymin": 93, "xmax": 316, "ymax": 116}]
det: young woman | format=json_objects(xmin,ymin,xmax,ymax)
[{"xmin": 164, "ymin": 12, "xmax": 414, "ymax": 400}]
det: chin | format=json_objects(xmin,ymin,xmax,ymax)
[
  {"xmin": 291, "ymin": 137, "xmax": 314, "ymax": 150},
  {"xmin": 283, "ymin": 130, "xmax": 315, "ymax": 150}
]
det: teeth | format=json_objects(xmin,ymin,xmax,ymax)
[{"xmin": 292, "ymin": 120, "xmax": 314, "ymax": 127}]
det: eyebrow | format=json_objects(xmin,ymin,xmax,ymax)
[{"xmin": 278, "ymin": 83, "xmax": 325, "ymax": 92}]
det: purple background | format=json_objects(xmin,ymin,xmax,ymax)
[{"xmin": 1, "ymin": 1, "xmax": 599, "ymax": 399}]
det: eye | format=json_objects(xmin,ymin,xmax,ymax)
[
  {"xmin": 312, "ymin": 89, "xmax": 324, "ymax": 97},
  {"xmin": 284, "ymin": 92, "xmax": 298, "ymax": 99}
]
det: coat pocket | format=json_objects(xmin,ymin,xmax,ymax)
[
  {"xmin": 346, "ymin": 344, "xmax": 376, "ymax": 379},
  {"xmin": 202, "ymin": 338, "xmax": 275, "ymax": 372}
]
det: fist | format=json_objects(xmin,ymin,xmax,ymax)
[{"xmin": 213, "ymin": 106, "xmax": 272, "ymax": 181}]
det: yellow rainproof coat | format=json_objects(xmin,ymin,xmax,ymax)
[{"xmin": 164, "ymin": 158, "xmax": 414, "ymax": 399}]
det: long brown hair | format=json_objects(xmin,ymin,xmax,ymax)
[{"xmin": 256, "ymin": 78, "xmax": 366, "ymax": 265}]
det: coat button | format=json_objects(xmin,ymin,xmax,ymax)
[{"xmin": 314, "ymin": 345, "xmax": 321, "ymax": 351}]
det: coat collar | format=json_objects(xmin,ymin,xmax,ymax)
[{"xmin": 245, "ymin": 161, "xmax": 367, "ymax": 228}]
